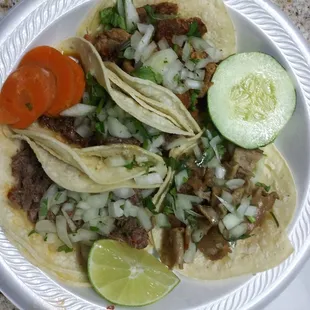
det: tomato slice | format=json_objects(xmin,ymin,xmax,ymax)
[
  {"xmin": 19, "ymin": 46, "xmax": 75, "ymax": 116},
  {"xmin": 0, "ymin": 65, "xmax": 56, "ymax": 129},
  {"xmin": 0, "ymin": 104, "xmax": 20, "ymax": 125},
  {"xmin": 66, "ymin": 57, "xmax": 86, "ymax": 107}
]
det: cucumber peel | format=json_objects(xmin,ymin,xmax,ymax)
[{"xmin": 208, "ymin": 52, "xmax": 296, "ymax": 149}]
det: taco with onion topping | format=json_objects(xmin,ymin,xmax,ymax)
[{"xmin": 151, "ymin": 129, "xmax": 296, "ymax": 279}]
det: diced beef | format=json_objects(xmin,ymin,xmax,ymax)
[
  {"xmin": 233, "ymin": 147, "xmax": 264, "ymax": 173},
  {"xmin": 110, "ymin": 216, "xmax": 149, "ymax": 249},
  {"xmin": 231, "ymin": 187, "xmax": 245, "ymax": 205},
  {"xmin": 93, "ymin": 29, "xmax": 131, "ymax": 61},
  {"xmin": 122, "ymin": 60, "xmax": 135, "ymax": 74},
  {"xmin": 129, "ymin": 189, "xmax": 143, "ymax": 206},
  {"xmin": 155, "ymin": 18, "xmax": 207, "ymax": 43},
  {"xmin": 198, "ymin": 226, "xmax": 231, "ymax": 260},
  {"xmin": 7, "ymin": 142, "xmax": 52, "ymax": 223},
  {"xmin": 176, "ymin": 92, "xmax": 191, "ymax": 109},
  {"xmin": 38, "ymin": 116, "xmax": 88, "ymax": 147},
  {"xmin": 199, "ymin": 62, "xmax": 217, "ymax": 98},
  {"xmin": 191, "ymin": 51, "xmax": 208, "ymax": 60},
  {"xmin": 137, "ymin": 2, "xmax": 178, "ymax": 23},
  {"xmin": 98, "ymin": 136, "xmax": 141, "ymax": 146}
]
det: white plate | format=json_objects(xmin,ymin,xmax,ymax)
[{"xmin": 1, "ymin": 0, "xmax": 310, "ymax": 309}]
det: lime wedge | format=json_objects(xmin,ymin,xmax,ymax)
[{"xmin": 88, "ymin": 240, "xmax": 180, "ymax": 306}]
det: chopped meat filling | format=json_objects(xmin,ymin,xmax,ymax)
[{"xmin": 137, "ymin": 2, "xmax": 178, "ymax": 23}]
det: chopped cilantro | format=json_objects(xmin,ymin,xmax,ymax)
[
  {"xmin": 270, "ymin": 211, "xmax": 279, "ymax": 228},
  {"xmin": 130, "ymin": 118, "xmax": 150, "ymax": 140},
  {"xmin": 143, "ymin": 139, "xmax": 150, "ymax": 150},
  {"xmin": 187, "ymin": 21, "xmax": 201, "ymax": 37},
  {"xmin": 85, "ymin": 73, "xmax": 108, "ymax": 107},
  {"xmin": 187, "ymin": 214, "xmax": 198, "ymax": 229},
  {"xmin": 90, "ymin": 226, "xmax": 99, "ymax": 232},
  {"xmin": 39, "ymin": 198, "xmax": 48, "ymax": 218},
  {"xmin": 164, "ymin": 157, "xmax": 188, "ymax": 173},
  {"xmin": 95, "ymin": 121, "xmax": 105, "ymax": 134},
  {"xmin": 217, "ymin": 144, "xmax": 226, "ymax": 158},
  {"xmin": 173, "ymin": 44, "xmax": 179, "ymax": 52},
  {"xmin": 189, "ymin": 90, "xmax": 199, "ymax": 111},
  {"xmin": 190, "ymin": 58, "xmax": 200, "ymax": 64},
  {"xmin": 196, "ymin": 148, "xmax": 214, "ymax": 167},
  {"xmin": 57, "ymin": 245, "xmax": 73, "ymax": 253},
  {"xmin": 247, "ymin": 216, "xmax": 256, "ymax": 223},
  {"xmin": 169, "ymin": 187, "xmax": 177, "ymax": 198},
  {"xmin": 143, "ymin": 197, "xmax": 158, "ymax": 214},
  {"xmin": 163, "ymin": 204, "xmax": 174, "ymax": 215},
  {"xmin": 44, "ymin": 234, "xmax": 48, "ymax": 242},
  {"xmin": 173, "ymin": 74, "xmax": 181, "ymax": 84},
  {"xmin": 131, "ymin": 66, "xmax": 163, "ymax": 85},
  {"xmin": 96, "ymin": 98, "xmax": 105, "ymax": 114},
  {"xmin": 256, "ymin": 182, "xmax": 271, "ymax": 192},
  {"xmin": 100, "ymin": 7, "xmax": 126, "ymax": 30},
  {"xmin": 28, "ymin": 230, "xmax": 37, "ymax": 237},
  {"xmin": 124, "ymin": 156, "xmax": 138, "ymax": 169},
  {"xmin": 25, "ymin": 102, "xmax": 33, "ymax": 111}
]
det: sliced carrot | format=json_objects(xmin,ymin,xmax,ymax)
[
  {"xmin": 0, "ymin": 65, "xmax": 56, "ymax": 129},
  {"xmin": 0, "ymin": 104, "xmax": 20, "ymax": 124},
  {"xmin": 19, "ymin": 46, "xmax": 75, "ymax": 116},
  {"xmin": 66, "ymin": 56, "xmax": 86, "ymax": 106}
]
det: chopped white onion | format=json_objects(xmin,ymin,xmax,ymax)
[
  {"xmin": 141, "ymin": 41, "xmax": 157, "ymax": 62},
  {"xmin": 69, "ymin": 229, "xmax": 98, "ymax": 243},
  {"xmin": 192, "ymin": 229, "xmax": 204, "ymax": 243},
  {"xmin": 76, "ymin": 124, "xmax": 92, "ymax": 138},
  {"xmin": 108, "ymin": 200, "xmax": 125, "ymax": 218},
  {"xmin": 39, "ymin": 184, "xmax": 58, "ymax": 220},
  {"xmin": 180, "ymin": 68, "xmax": 189, "ymax": 80},
  {"xmin": 56, "ymin": 215, "xmax": 72, "ymax": 248},
  {"xmin": 131, "ymin": 31, "xmax": 142, "ymax": 49},
  {"xmin": 155, "ymin": 213, "xmax": 171, "ymax": 228},
  {"xmin": 60, "ymin": 104, "xmax": 96, "ymax": 117},
  {"xmin": 107, "ymin": 117, "xmax": 132, "ymax": 138},
  {"xmin": 172, "ymin": 35, "xmax": 188, "ymax": 47},
  {"xmin": 135, "ymin": 24, "xmax": 154, "ymax": 62},
  {"xmin": 236, "ymin": 196, "xmax": 251, "ymax": 218},
  {"xmin": 80, "ymin": 193, "xmax": 90, "ymax": 201},
  {"xmin": 67, "ymin": 191, "xmax": 81, "ymax": 202},
  {"xmin": 117, "ymin": 0, "xmax": 125, "ymax": 16},
  {"xmin": 195, "ymin": 57, "xmax": 213, "ymax": 69},
  {"xmin": 226, "ymin": 179, "xmax": 245, "ymax": 190},
  {"xmin": 144, "ymin": 48, "xmax": 178, "ymax": 75},
  {"xmin": 193, "ymin": 145, "xmax": 202, "ymax": 160},
  {"xmin": 50, "ymin": 205, "xmax": 60, "ymax": 215},
  {"xmin": 245, "ymin": 205, "xmax": 258, "ymax": 217},
  {"xmin": 145, "ymin": 125, "xmax": 160, "ymax": 136},
  {"xmin": 177, "ymin": 194, "xmax": 203, "ymax": 204},
  {"xmin": 104, "ymin": 155, "xmax": 128, "ymax": 167},
  {"xmin": 189, "ymin": 37, "xmax": 210, "ymax": 51},
  {"xmin": 35, "ymin": 220, "xmax": 57, "ymax": 233},
  {"xmin": 193, "ymin": 69, "xmax": 205, "ymax": 81},
  {"xmin": 137, "ymin": 208, "xmax": 152, "ymax": 231},
  {"xmin": 76, "ymin": 201, "xmax": 91, "ymax": 210},
  {"xmin": 97, "ymin": 217, "xmax": 115, "ymax": 235},
  {"xmin": 124, "ymin": 47, "xmax": 135, "ymax": 59},
  {"xmin": 164, "ymin": 137, "xmax": 188, "ymax": 150},
  {"xmin": 74, "ymin": 116, "xmax": 85, "ymax": 128},
  {"xmin": 229, "ymin": 223, "xmax": 248, "ymax": 240},
  {"xmin": 99, "ymin": 207, "xmax": 108, "ymax": 217},
  {"xmin": 86, "ymin": 193, "xmax": 109, "ymax": 209},
  {"xmin": 151, "ymin": 135, "xmax": 165, "ymax": 148},
  {"xmin": 175, "ymin": 170, "xmax": 188, "ymax": 191},
  {"xmin": 135, "ymin": 155, "xmax": 150, "ymax": 164},
  {"xmin": 210, "ymin": 135, "xmax": 222, "ymax": 161},
  {"xmin": 62, "ymin": 202, "xmax": 75, "ymax": 213},
  {"xmin": 137, "ymin": 23, "xmax": 150, "ymax": 34},
  {"xmin": 176, "ymin": 196, "xmax": 192, "ymax": 210},
  {"xmin": 182, "ymin": 42, "xmax": 192, "ymax": 62},
  {"xmin": 222, "ymin": 213, "xmax": 243, "ymax": 230},
  {"xmin": 216, "ymin": 196, "xmax": 235, "ymax": 213},
  {"xmin": 221, "ymin": 191, "xmax": 233, "ymax": 204},
  {"xmin": 162, "ymin": 59, "xmax": 183, "ymax": 92},
  {"xmin": 158, "ymin": 38, "xmax": 170, "ymax": 50},
  {"xmin": 184, "ymin": 60, "xmax": 195, "ymax": 71},
  {"xmin": 184, "ymin": 79, "xmax": 203, "ymax": 90},
  {"xmin": 134, "ymin": 173, "xmax": 163, "ymax": 186},
  {"xmin": 124, "ymin": 0, "xmax": 140, "ymax": 32},
  {"xmin": 183, "ymin": 241, "xmax": 196, "ymax": 263},
  {"xmin": 83, "ymin": 208, "xmax": 99, "ymax": 222},
  {"xmin": 141, "ymin": 189, "xmax": 155, "ymax": 198},
  {"xmin": 206, "ymin": 47, "xmax": 223, "ymax": 62},
  {"xmin": 72, "ymin": 208, "xmax": 84, "ymax": 221},
  {"xmin": 113, "ymin": 188, "xmax": 135, "ymax": 199},
  {"xmin": 62, "ymin": 210, "xmax": 77, "ymax": 232},
  {"xmin": 201, "ymin": 137, "xmax": 209, "ymax": 148},
  {"xmin": 45, "ymin": 233, "xmax": 60, "ymax": 244},
  {"xmin": 215, "ymin": 166, "xmax": 226, "ymax": 179},
  {"xmin": 206, "ymin": 156, "xmax": 220, "ymax": 168},
  {"xmin": 123, "ymin": 200, "xmax": 139, "ymax": 217}
]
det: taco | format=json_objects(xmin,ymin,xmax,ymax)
[
  {"xmin": 0, "ymin": 128, "xmax": 172, "ymax": 285},
  {"xmin": 76, "ymin": 0, "xmax": 236, "ymax": 122},
  {"xmin": 151, "ymin": 129, "xmax": 296, "ymax": 279}
]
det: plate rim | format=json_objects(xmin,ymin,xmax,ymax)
[{"xmin": 1, "ymin": 0, "xmax": 310, "ymax": 309}]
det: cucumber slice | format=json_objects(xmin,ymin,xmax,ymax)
[{"xmin": 208, "ymin": 52, "xmax": 296, "ymax": 149}]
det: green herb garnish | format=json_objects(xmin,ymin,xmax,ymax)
[
  {"xmin": 163, "ymin": 205, "xmax": 174, "ymax": 215},
  {"xmin": 57, "ymin": 245, "xmax": 73, "ymax": 253},
  {"xmin": 124, "ymin": 156, "xmax": 138, "ymax": 169},
  {"xmin": 86, "ymin": 72, "xmax": 107, "ymax": 107},
  {"xmin": 247, "ymin": 216, "xmax": 256, "ymax": 223},
  {"xmin": 189, "ymin": 90, "xmax": 200, "ymax": 111},
  {"xmin": 270, "ymin": 211, "xmax": 279, "ymax": 228},
  {"xmin": 143, "ymin": 197, "xmax": 158, "ymax": 214},
  {"xmin": 187, "ymin": 21, "xmax": 201, "ymax": 37},
  {"xmin": 95, "ymin": 121, "xmax": 105, "ymax": 134},
  {"xmin": 190, "ymin": 58, "xmax": 200, "ymax": 64},
  {"xmin": 39, "ymin": 198, "xmax": 48, "ymax": 218},
  {"xmin": 131, "ymin": 66, "xmax": 163, "ymax": 85},
  {"xmin": 90, "ymin": 226, "xmax": 99, "ymax": 232},
  {"xmin": 44, "ymin": 234, "xmax": 48, "ymax": 242},
  {"xmin": 28, "ymin": 230, "xmax": 37, "ymax": 237},
  {"xmin": 144, "ymin": 4, "xmax": 177, "ymax": 24},
  {"xmin": 196, "ymin": 148, "xmax": 215, "ymax": 167},
  {"xmin": 217, "ymin": 144, "xmax": 226, "ymax": 158},
  {"xmin": 256, "ymin": 182, "xmax": 271, "ymax": 192},
  {"xmin": 100, "ymin": 7, "xmax": 126, "ymax": 30}
]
